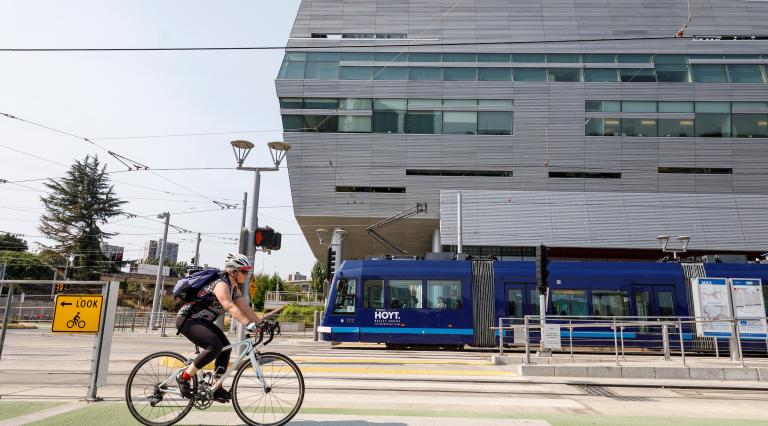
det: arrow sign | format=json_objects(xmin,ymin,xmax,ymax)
[
  {"xmin": 255, "ymin": 231, "xmax": 264, "ymax": 245},
  {"xmin": 61, "ymin": 301, "xmax": 72, "ymax": 307}
]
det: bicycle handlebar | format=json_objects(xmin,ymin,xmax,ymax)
[{"xmin": 245, "ymin": 321, "xmax": 275, "ymax": 346}]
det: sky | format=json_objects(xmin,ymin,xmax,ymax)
[{"xmin": 0, "ymin": 1, "xmax": 313, "ymax": 277}]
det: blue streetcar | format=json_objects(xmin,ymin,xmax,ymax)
[{"xmin": 319, "ymin": 259, "xmax": 768, "ymax": 351}]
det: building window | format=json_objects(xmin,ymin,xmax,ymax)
[
  {"xmin": 409, "ymin": 67, "xmax": 442, "ymax": 80},
  {"xmin": 304, "ymin": 98, "xmax": 338, "ymax": 109},
  {"xmin": 513, "ymin": 54, "xmax": 546, "ymax": 63},
  {"xmin": 732, "ymin": 114, "xmax": 768, "ymax": 137},
  {"xmin": 426, "ymin": 280, "xmax": 462, "ymax": 310},
  {"xmin": 332, "ymin": 279, "xmax": 356, "ymax": 314},
  {"xmin": 363, "ymin": 280, "xmax": 383, "ymax": 309},
  {"xmin": 281, "ymin": 115, "xmax": 304, "ymax": 132},
  {"xmin": 585, "ymin": 118, "xmax": 620, "ymax": 136},
  {"xmin": 444, "ymin": 53, "xmax": 476, "ymax": 62},
  {"xmin": 691, "ymin": 64, "xmax": 729, "ymax": 83},
  {"xmin": 727, "ymin": 65, "xmax": 766, "ymax": 83},
  {"xmin": 388, "ymin": 280, "xmax": 423, "ymax": 309},
  {"xmin": 339, "ymin": 99, "xmax": 372, "ymax": 110},
  {"xmin": 618, "ymin": 54, "xmax": 652, "ymax": 63},
  {"xmin": 372, "ymin": 111, "xmax": 405, "ymax": 133},
  {"xmin": 548, "ymin": 54, "xmax": 580, "ymax": 63},
  {"xmin": 374, "ymin": 52, "xmax": 408, "ymax": 62},
  {"xmin": 407, "ymin": 169, "xmax": 513, "ymax": 177},
  {"xmin": 621, "ymin": 118, "xmax": 657, "ymax": 137},
  {"xmin": 514, "ymin": 68, "xmax": 548, "ymax": 81},
  {"xmin": 620, "ymin": 68, "xmax": 656, "ymax": 82},
  {"xmin": 659, "ymin": 101, "xmax": 694, "ymax": 113},
  {"xmin": 406, "ymin": 111, "xmax": 442, "ymax": 134},
  {"xmin": 336, "ymin": 186, "xmax": 406, "ymax": 193},
  {"xmin": 549, "ymin": 171, "xmax": 621, "ymax": 179},
  {"xmin": 374, "ymin": 67, "xmax": 408, "ymax": 80},
  {"xmin": 409, "ymin": 53, "xmax": 441, "ymax": 62},
  {"xmin": 622, "ymin": 101, "xmax": 657, "ymax": 113},
  {"xmin": 279, "ymin": 98, "xmax": 303, "ymax": 109},
  {"xmin": 582, "ymin": 54, "xmax": 616, "ymax": 63},
  {"xmin": 584, "ymin": 68, "xmax": 619, "ymax": 82},
  {"xmin": 444, "ymin": 67, "xmax": 477, "ymax": 81},
  {"xmin": 340, "ymin": 66, "xmax": 373, "ymax": 80},
  {"xmin": 338, "ymin": 116, "xmax": 372, "ymax": 133},
  {"xmin": 305, "ymin": 61, "xmax": 339, "ymax": 80},
  {"xmin": 303, "ymin": 115, "xmax": 338, "ymax": 132},
  {"xmin": 695, "ymin": 113, "xmax": 731, "ymax": 137},
  {"xmin": 551, "ymin": 289, "xmax": 588, "ymax": 316},
  {"xmin": 443, "ymin": 112, "xmax": 478, "ymax": 134},
  {"xmin": 479, "ymin": 68, "xmax": 512, "ymax": 81},
  {"xmin": 658, "ymin": 167, "xmax": 733, "ymax": 174},
  {"xmin": 478, "ymin": 53, "xmax": 510, "ymax": 62},
  {"xmin": 585, "ymin": 100, "xmax": 621, "ymax": 112},
  {"xmin": 659, "ymin": 119, "xmax": 695, "ymax": 137},
  {"xmin": 478, "ymin": 111, "xmax": 513, "ymax": 135},
  {"xmin": 548, "ymin": 68, "xmax": 581, "ymax": 82}
]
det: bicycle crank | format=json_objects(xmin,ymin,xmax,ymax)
[{"xmin": 193, "ymin": 389, "xmax": 214, "ymax": 410}]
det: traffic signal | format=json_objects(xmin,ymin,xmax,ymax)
[
  {"xmin": 253, "ymin": 227, "xmax": 282, "ymax": 251},
  {"xmin": 536, "ymin": 244, "xmax": 549, "ymax": 295},
  {"xmin": 326, "ymin": 246, "xmax": 337, "ymax": 280},
  {"xmin": 56, "ymin": 283, "xmax": 65, "ymax": 292}
]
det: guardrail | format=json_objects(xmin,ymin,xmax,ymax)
[
  {"xmin": 265, "ymin": 291, "xmax": 323, "ymax": 305},
  {"xmin": 494, "ymin": 315, "xmax": 768, "ymax": 367}
]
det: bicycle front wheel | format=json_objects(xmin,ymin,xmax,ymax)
[
  {"xmin": 125, "ymin": 351, "xmax": 195, "ymax": 426},
  {"xmin": 232, "ymin": 352, "xmax": 305, "ymax": 426}
]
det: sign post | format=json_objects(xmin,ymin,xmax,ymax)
[{"xmin": 87, "ymin": 281, "xmax": 119, "ymax": 401}]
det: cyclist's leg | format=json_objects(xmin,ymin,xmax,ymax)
[
  {"xmin": 178, "ymin": 319, "xmax": 226, "ymax": 370},
  {"xmin": 211, "ymin": 324, "xmax": 231, "ymax": 375}
]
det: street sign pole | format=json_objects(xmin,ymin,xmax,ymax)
[
  {"xmin": 86, "ymin": 281, "xmax": 118, "ymax": 401},
  {"xmin": 0, "ymin": 283, "xmax": 14, "ymax": 360}
]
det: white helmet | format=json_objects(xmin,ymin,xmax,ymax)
[{"xmin": 224, "ymin": 253, "xmax": 252, "ymax": 270}]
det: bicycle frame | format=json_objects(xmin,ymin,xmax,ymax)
[{"xmin": 156, "ymin": 337, "xmax": 267, "ymax": 395}]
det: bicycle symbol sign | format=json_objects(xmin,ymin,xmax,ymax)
[{"xmin": 52, "ymin": 295, "xmax": 103, "ymax": 334}]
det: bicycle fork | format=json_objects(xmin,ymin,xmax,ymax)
[{"xmin": 248, "ymin": 351, "xmax": 269, "ymax": 392}]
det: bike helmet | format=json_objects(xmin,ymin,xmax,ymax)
[{"xmin": 224, "ymin": 253, "xmax": 252, "ymax": 270}]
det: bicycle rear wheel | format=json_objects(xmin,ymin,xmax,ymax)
[
  {"xmin": 231, "ymin": 352, "xmax": 305, "ymax": 426},
  {"xmin": 125, "ymin": 351, "xmax": 195, "ymax": 426}
]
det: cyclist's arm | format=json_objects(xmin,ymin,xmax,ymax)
[
  {"xmin": 231, "ymin": 285, "xmax": 260, "ymax": 323},
  {"xmin": 212, "ymin": 281, "xmax": 252, "ymax": 325}
]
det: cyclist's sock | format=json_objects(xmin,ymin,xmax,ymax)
[{"xmin": 180, "ymin": 371, "xmax": 192, "ymax": 381}]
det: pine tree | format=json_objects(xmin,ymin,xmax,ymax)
[
  {"xmin": 39, "ymin": 155, "xmax": 126, "ymax": 279},
  {"xmin": 310, "ymin": 260, "xmax": 325, "ymax": 294},
  {"xmin": 0, "ymin": 233, "xmax": 28, "ymax": 252}
]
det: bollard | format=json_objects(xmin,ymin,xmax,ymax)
[
  {"xmin": 498, "ymin": 318, "xmax": 504, "ymax": 356},
  {"xmin": 715, "ymin": 337, "xmax": 720, "ymax": 360},
  {"xmin": 524, "ymin": 316, "xmax": 530, "ymax": 365},
  {"xmin": 612, "ymin": 317, "xmax": 620, "ymax": 366},
  {"xmin": 662, "ymin": 324, "xmax": 671, "ymax": 360},
  {"xmin": 313, "ymin": 310, "xmax": 320, "ymax": 342},
  {"xmin": 131, "ymin": 311, "xmax": 136, "ymax": 333},
  {"xmin": 620, "ymin": 324, "xmax": 626, "ymax": 360},
  {"xmin": 160, "ymin": 311, "xmax": 167, "ymax": 337},
  {"xmin": 678, "ymin": 318, "xmax": 686, "ymax": 367},
  {"xmin": 569, "ymin": 320, "xmax": 573, "ymax": 359},
  {"xmin": 734, "ymin": 318, "xmax": 745, "ymax": 368}
]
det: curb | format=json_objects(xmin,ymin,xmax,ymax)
[{"xmin": 512, "ymin": 363, "xmax": 768, "ymax": 382}]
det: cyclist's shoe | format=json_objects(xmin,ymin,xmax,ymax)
[
  {"xmin": 213, "ymin": 387, "xmax": 231, "ymax": 403},
  {"xmin": 176, "ymin": 372, "xmax": 193, "ymax": 399}
]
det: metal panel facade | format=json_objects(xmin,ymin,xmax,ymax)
[{"xmin": 277, "ymin": 0, "xmax": 768, "ymax": 259}]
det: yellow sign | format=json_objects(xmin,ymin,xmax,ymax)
[
  {"xmin": 249, "ymin": 277, "xmax": 257, "ymax": 300},
  {"xmin": 52, "ymin": 295, "xmax": 104, "ymax": 334}
]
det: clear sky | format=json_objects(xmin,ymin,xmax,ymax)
[{"xmin": 0, "ymin": 1, "xmax": 312, "ymax": 277}]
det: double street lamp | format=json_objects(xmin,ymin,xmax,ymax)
[
  {"xmin": 229, "ymin": 140, "xmax": 291, "ymax": 345},
  {"xmin": 656, "ymin": 235, "xmax": 691, "ymax": 259}
]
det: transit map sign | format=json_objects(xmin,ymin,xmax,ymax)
[
  {"xmin": 52, "ymin": 294, "xmax": 104, "ymax": 334},
  {"xmin": 690, "ymin": 278, "xmax": 733, "ymax": 337},
  {"xmin": 731, "ymin": 278, "xmax": 767, "ymax": 339}
]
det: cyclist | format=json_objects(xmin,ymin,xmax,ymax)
[{"xmin": 175, "ymin": 253, "xmax": 260, "ymax": 402}]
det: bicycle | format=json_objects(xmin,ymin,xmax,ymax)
[
  {"xmin": 67, "ymin": 313, "xmax": 86, "ymax": 329},
  {"xmin": 125, "ymin": 324, "xmax": 304, "ymax": 426}
]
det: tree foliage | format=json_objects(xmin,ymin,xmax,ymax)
[
  {"xmin": 39, "ymin": 155, "xmax": 126, "ymax": 280},
  {"xmin": 251, "ymin": 272, "xmax": 284, "ymax": 311},
  {"xmin": 0, "ymin": 250, "xmax": 55, "ymax": 280},
  {"xmin": 310, "ymin": 260, "xmax": 325, "ymax": 294},
  {"xmin": 0, "ymin": 233, "xmax": 28, "ymax": 252}
]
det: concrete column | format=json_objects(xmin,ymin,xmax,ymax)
[{"xmin": 432, "ymin": 228, "xmax": 442, "ymax": 253}]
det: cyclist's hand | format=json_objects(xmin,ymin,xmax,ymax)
[{"xmin": 245, "ymin": 321, "xmax": 258, "ymax": 333}]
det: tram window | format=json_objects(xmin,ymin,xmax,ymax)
[
  {"xmin": 551, "ymin": 289, "xmax": 587, "ymax": 317},
  {"xmin": 763, "ymin": 285, "xmax": 768, "ymax": 316},
  {"xmin": 332, "ymin": 279, "xmax": 357, "ymax": 314},
  {"xmin": 426, "ymin": 280, "xmax": 462, "ymax": 310},
  {"xmin": 530, "ymin": 290, "xmax": 540, "ymax": 315},
  {"xmin": 591, "ymin": 290, "xmax": 629, "ymax": 317},
  {"xmin": 658, "ymin": 291, "xmax": 675, "ymax": 316},
  {"xmin": 363, "ymin": 280, "xmax": 384, "ymax": 309},
  {"xmin": 507, "ymin": 289, "xmax": 523, "ymax": 317},
  {"xmin": 388, "ymin": 280, "xmax": 423, "ymax": 309}
]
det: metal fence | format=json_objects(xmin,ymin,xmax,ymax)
[
  {"xmin": 265, "ymin": 291, "xmax": 323, "ymax": 305},
  {"xmin": 495, "ymin": 315, "xmax": 768, "ymax": 367}
]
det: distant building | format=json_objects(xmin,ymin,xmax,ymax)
[
  {"xmin": 287, "ymin": 272, "xmax": 307, "ymax": 282},
  {"xmin": 100, "ymin": 243, "xmax": 124, "ymax": 262},
  {"xmin": 286, "ymin": 272, "xmax": 311, "ymax": 290},
  {"xmin": 143, "ymin": 239, "xmax": 179, "ymax": 264}
]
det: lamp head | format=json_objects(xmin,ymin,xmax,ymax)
[
  {"xmin": 656, "ymin": 235, "xmax": 670, "ymax": 250},
  {"xmin": 316, "ymin": 228, "xmax": 329, "ymax": 246},
  {"xmin": 230, "ymin": 140, "xmax": 255, "ymax": 167},
  {"xmin": 676, "ymin": 235, "xmax": 691, "ymax": 251},
  {"xmin": 267, "ymin": 141, "xmax": 291, "ymax": 167}
]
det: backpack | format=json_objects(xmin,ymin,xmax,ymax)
[{"xmin": 173, "ymin": 268, "xmax": 222, "ymax": 302}]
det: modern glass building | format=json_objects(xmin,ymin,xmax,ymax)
[{"xmin": 276, "ymin": 0, "xmax": 768, "ymax": 263}]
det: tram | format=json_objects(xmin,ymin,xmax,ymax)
[{"xmin": 318, "ymin": 259, "xmax": 768, "ymax": 351}]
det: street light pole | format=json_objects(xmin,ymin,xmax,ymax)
[{"xmin": 150, "ymin": 212, "xmax": 170, "ymax": 329}]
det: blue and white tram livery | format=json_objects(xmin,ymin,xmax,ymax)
[{"xmin": 319, "ymin": 259, "xmax": 768, "ymax": 351}]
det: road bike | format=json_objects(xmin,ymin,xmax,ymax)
[
  {"xmin": 125, "ymin": 324, "xmax": 304, "ymax": 426},
  {"xmin": 67, "ymin": 313, "xmax": 86, "ymax": 329}
]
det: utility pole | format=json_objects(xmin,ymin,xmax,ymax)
[
  {"xmin": 241, "ymin": 192, "xmax": 248, "ymax": 228},
  {"xmin": 194, "ymin": 233, "xmax": 201, "ymax": 267},
  {"xmin": 150, "ymin": 212, "xmax": 170, "ymax": 329}
]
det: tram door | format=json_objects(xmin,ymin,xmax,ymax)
[
  {"xmin": 505, "ymin": 284, "xmax": 537, "ymax": 320},
  {"xmin": 632, "ymin": 285, "xmax": 678, "ymax": 331}
]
